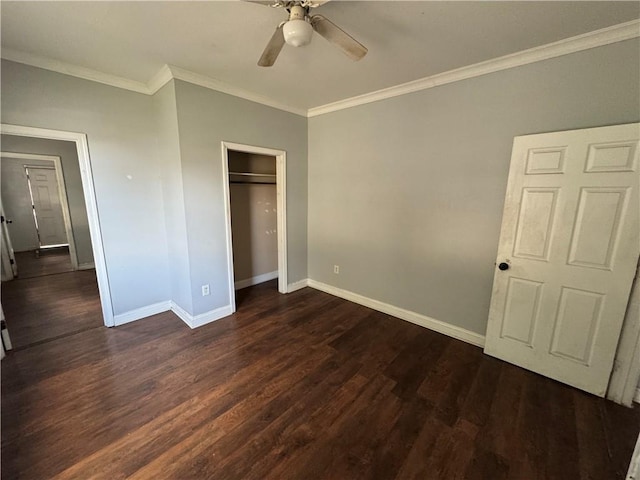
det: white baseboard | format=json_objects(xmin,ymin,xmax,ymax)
[
  {"xmin": 287, "ymin": 278, "xmax": 309, "ymax": 293},
  {"xmin": 634, "ymin": 387, "xmax": 640, "ymax": 404},
  {"xmin": 235, "ymin": 270, "xmax": 278, "ymax": 290},
  {"xmin": 170, "ymin": 301, "xmax": 233, "ymax": 329},
  {"xmin": 77, "ymin": 262, "xmax": 95, "ymax": 270},
  {"xmin": 110, "ymin": 279, "xmax": 485, "ymax": 347},
  {"xmin": 113, "ymin": 300, "xmax": 171, "ymax": 326},
  {"xmin": 306, "ymin": 279, "xmax": 486, "ymax": 348},
  {"xmin": 169, "ymin": 302, "xmax": 191, "ymax": 326}
]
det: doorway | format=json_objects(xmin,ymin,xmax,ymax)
[
  {"xmin": 1, "ymin": 152, "xmax": 80, "ymax": 273},
  {"xmin": 0, "ymin": 124, "xmax": 114, "ymax": 336},
  {"xmin": 221, "ymin": 142, "xmax": 287, "ymax": 312}
]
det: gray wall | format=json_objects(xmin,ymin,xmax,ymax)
[
  {"xmin": 230, "ymin": 185, "xmax": 278, "ymax": 282},
  {"xmin": 308, "ymin": 39, "xmax": 640, "ymax": 335},
  {"xmin": 1, "ymin": 135, "xmax": 94, "ymax": 265},
  {"xmin": 1, "ymin": 60, "xmax": 171, "ymax": 315},
  {"xmin": 173, "ymin": 80, "xmax": 308, "ymax": 316},
  {"xmin": 0, "ymin": 61, "xmax": 308, "ymax": 320},
  {"xmin": 153, "ymin": 81, "xmax": 193, "ymax": 313}
]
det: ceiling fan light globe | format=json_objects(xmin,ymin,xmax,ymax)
[{"xmin": 283, "ymin": 19, "xmax": 313, "ymax": 47}]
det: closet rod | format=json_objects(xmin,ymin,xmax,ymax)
[
  {"xmin": 229, "ymin": 172, "xmax": 276, "ymax": 177},
  {"xmin": 230, "ymin": 181, "xmax": 276, "ymax": 185}
]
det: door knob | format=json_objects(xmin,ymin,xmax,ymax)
[{"xmin": 498, "ymin": 262, "xmax": 510, "ymax": 271}]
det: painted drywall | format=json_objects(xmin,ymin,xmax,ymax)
[
  {"xmin": 229, "ymin": 151, "xmax": 278, "ymax": 283},
  {"xmin": 173, "ymin": 79, "xmax": 308, "ymax": 316},
  {"xmin": 153, "ymin": 81, "xmax": 193, "ymax": 314},
  {"xmin": 1, "ymin": 157, "xmax": 42, "ymax": 250},
  {"xmin": 230, "ymin": 184, "xmax": 278, "ymax": 283},
  {"xmin": 1, "ymin": 135, "xmax": 94, "ymax": 265},
  {"xmin": 1, "ymin": 60, "xmax": 171, "ymax": 315},
  {"xmin": 308, "ymin": 39, "xmax": 640, "ymax": 335}
]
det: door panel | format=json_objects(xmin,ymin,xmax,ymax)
[
  {"xmin": 549, "ymin": 287, "xmax": 603, "ymax": 364},
  {"xmin": 567, "ymin": 187, "xmax": 628, "ymax": 269},
  {"xmin": 513, "ymin": 188, "xmax": 559, "ymax": 260},
  {"xmin": 500, "ymin": 277, "xmax": 542, "ymax": 346},
  {"xmin": 485, "ymin": 123, "xmax": 639, "ymax": 396}
]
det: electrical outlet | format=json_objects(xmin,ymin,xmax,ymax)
[
  {"xmin": 202, "ymin": 284, "xmax": 210, "ymax": 296},
  {"xmin": 334, "ymin": 265, "xmax": 340, "ymax": 274}
]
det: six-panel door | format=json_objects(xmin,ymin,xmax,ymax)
[{"xmin": 484, "ymin": 123, "xmax": 639, "ymax": 396}]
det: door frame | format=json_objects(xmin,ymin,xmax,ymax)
[
  {"xmin": 221, "ymin": 141, "xmax": 287, "ymax": 313},
  {"xmin": 0, "ymin": 201, "xmax": 18, "ymax": 281},
  {"xmin": 1, "ymin": 152, "xmax": 79, "ymax": 269},
  {"xmin": 1, "ymin": 124, "xmax": 114, "ymax": 327}
]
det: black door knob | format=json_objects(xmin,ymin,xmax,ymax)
[{"xmin": 498, "ymin": 262, "xmax": 510, "ymax": 271}]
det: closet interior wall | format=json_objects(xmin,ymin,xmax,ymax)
[{"xmin": 228, "ymin": 151, "xmax": 278, "ymax": 290}]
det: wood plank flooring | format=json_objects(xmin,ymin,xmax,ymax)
[
  {"xmin": 1, "ymin": 268, "xmax": 102, "ymax": 350},
  {"xmin": 2, "ymin": 279, "xmax": 639, "ymax": 479},
  {"xmin": 13, "ymin": 248, "xmax": 73, "ymax": 279}
]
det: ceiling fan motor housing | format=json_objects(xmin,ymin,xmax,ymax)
[{"xmin": 283, "ymin": 5, "xmax": 313, "ymax": 47}]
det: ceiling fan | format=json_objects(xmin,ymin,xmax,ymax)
[{"xmin": 248, "ymin": 0, "xmax": 368, "ymax": 67}]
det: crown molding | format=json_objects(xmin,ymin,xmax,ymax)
[
  {"xmin": 0, "ymin": 49, "xmax": 306, "ymax": 117},
  {"xmin": 308, "ymin": 19, "xmax": 640, "ymax": 117},
  {"xmin": 147, "ymin": 64, "xmax": 174, "ymax": 94},
  {"xmin": 3, "ymin": 19, "xmax": 638, "ymax": 119},
  {"xmin": 1, "ymin": 48, "xmax": 152, "ymax": 95},
  {"xmin": 167, "ymin": 65, "xmax": 307, "ymax": 117}
]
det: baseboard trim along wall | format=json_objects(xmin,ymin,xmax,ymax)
[
  {"xmin": 170, "ymin": 302, "xmax": 234, "ymax": 329},
  {"xmin": 306, "ymin": 279, "xmax": 486, "ymax": 348},
  {"xmin": 78, "ymin": 262, "xmax": 96, "ymax": 271},
  {"xmin": 235, "ymin": 270, "xmax": 278, "ymax": 290},
  {"xmin": 112, "ymin": 279, "xmax": 486, "ymax": 347},
  {"xmin": 287, "ymin": 278, "xmax": 309, "ymax": 293},
  {"xmin": 635, "ymin": 388, "xmax": 640, "ymax": 404},
  {"xmin": 113, "ymin": 301, "xmax": 172, "ymax": 326},
  {"xmin": 114, "ymin": 300, "xmax": 233, "ymax": 329}
]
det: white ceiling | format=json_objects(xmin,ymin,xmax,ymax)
[{"xmin": 2, "ymin": 1, "xmax": 639, "ymax": 111}]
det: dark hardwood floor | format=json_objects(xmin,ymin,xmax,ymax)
[
  {"xmin": 1, "ymin": 268, "xmax": 102, "ymax": 350},
  {"xmin": 13, "ymin": 247, "xmax": 73, "ymax": 279},
  {"xmin": 2, "ymin": 279, "xmax": 639, "ymax": 479}
]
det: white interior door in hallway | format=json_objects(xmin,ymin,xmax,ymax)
[
  {"xmin": 485, "ymin": 123, "xmax": 639, "ymax": 396},
  {"xmin": 26, "ymin": 166, "xmax": 68, "ymax": 247}
]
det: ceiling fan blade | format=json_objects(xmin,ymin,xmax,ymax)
[
  {"xmin": 311, "ymin": 15, "xmax": 367, "ymax": 61},
  {"xmin": 245, "ymin": 0, "xmax": 331, "ymax": 7},
  {"xmin": 258, "ymin": 25, "xmax": 285, "ymax": 67}
]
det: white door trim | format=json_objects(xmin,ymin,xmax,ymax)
[
  {"xmin": 1, "ymin": 124, "xmax": 114, "ymax": 327},
  {"xmin": 221, "ymin": 141, "xmax": 288, "ymax": 313},
  {"xmin": 1, "ymin": 152, "xmax": 79, "ymax": 270}
]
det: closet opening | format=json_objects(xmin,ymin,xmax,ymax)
[{"xmin": 221, "ymin": 142, "xmax": 287, "ymax": 312}]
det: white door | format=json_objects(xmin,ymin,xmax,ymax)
[
  {"xmin": 485, "ymin": 123, "xmax": 639, "ymax": 396},
  {"xmin": 27, "ymin": 166, "xmax": 68, "ymax": 247}
]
